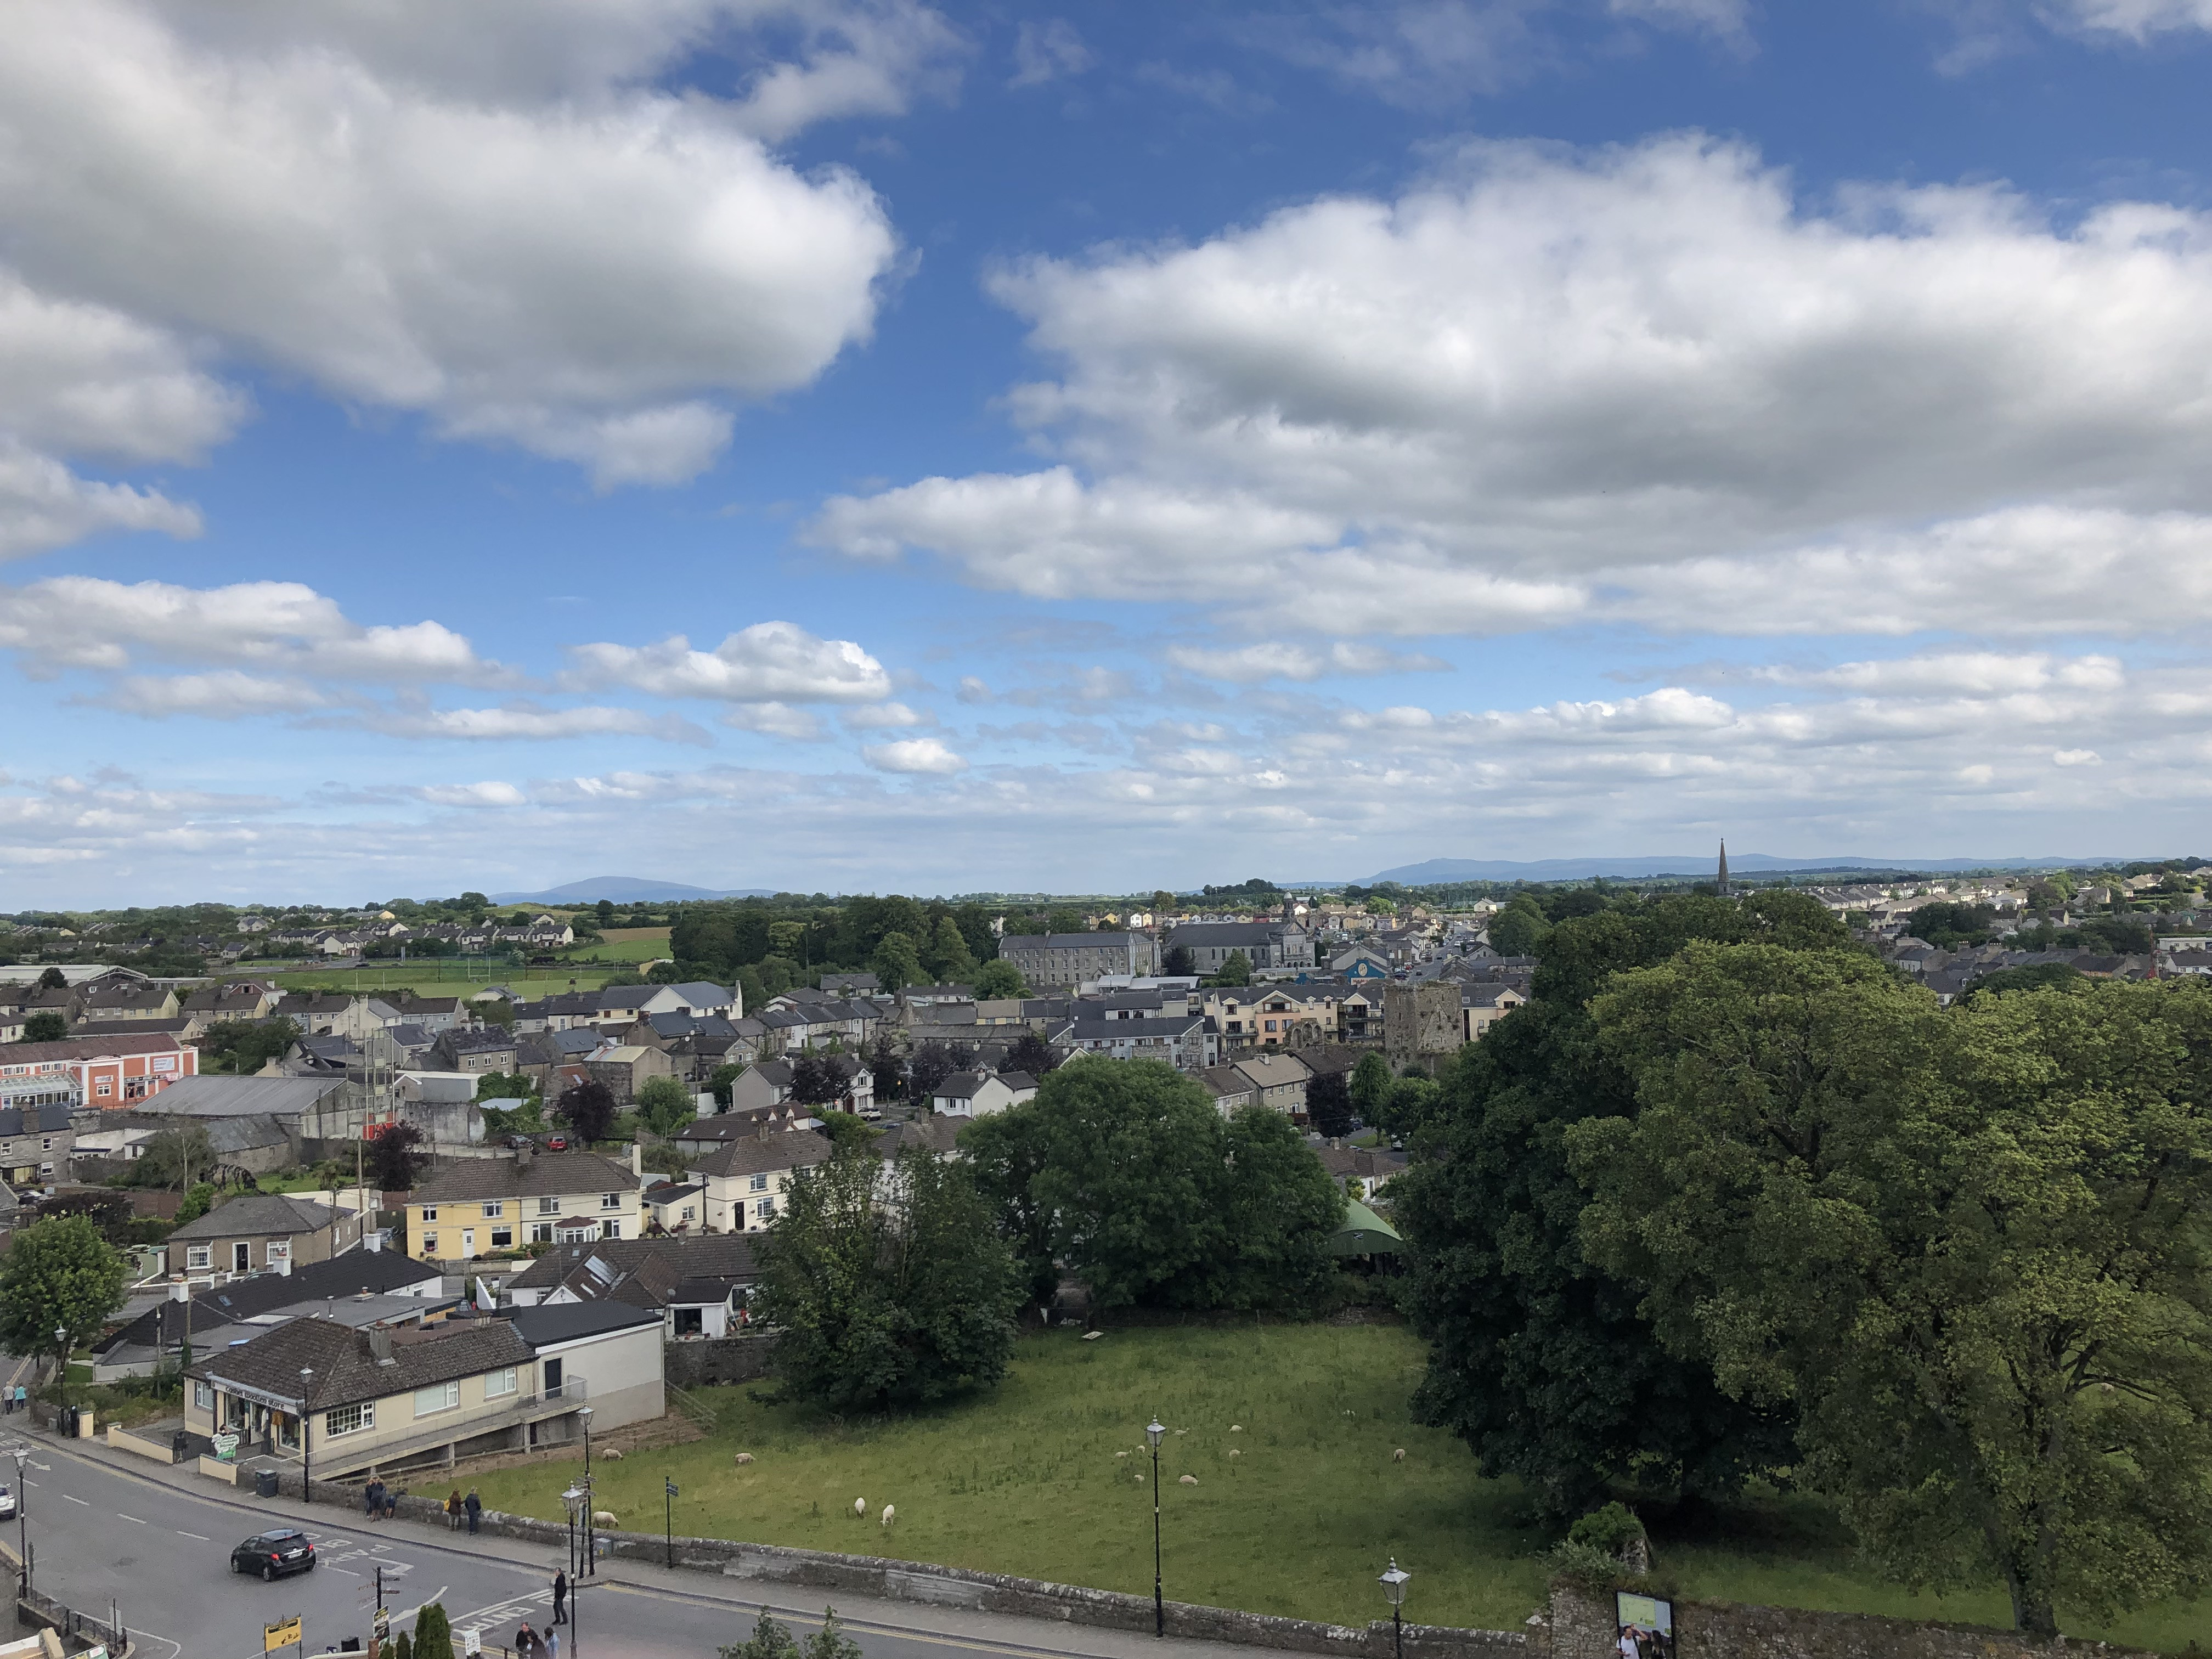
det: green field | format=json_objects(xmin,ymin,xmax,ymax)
[
  {"xmin": 269, "ymin": 964, "xmax": 627, "ymax": 998},
  {"xmin": 465, "ymin": 1324, "xmax": 2208, "ymax": 1647},
  {"xmin": 559, "ymin": 927, "xmax": 672, "ymax": 964}
]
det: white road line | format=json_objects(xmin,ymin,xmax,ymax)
[
  {"xmin": 117, "ymin": 1513, "xmax": 145, "ymax": 1523},
  {"xmin": 325, "ymin": 1565, "xmax": 362, "ymax": 1575},
  {"xmin": 62, "ymin": 1494, "xmax": 87, "ymax": 1505},
  {"xmin": 178, "ymin": 1530, "xmax": 210, "ymax": 1540}
]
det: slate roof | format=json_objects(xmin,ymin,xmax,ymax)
[
  {"xmin": 1, "ymin": 1032, "xmax": 188, "ymax": 1064},
  {"xmin": 123, "ymin": 1074, "xmax": 342, "ymax": 1116},
  {"xmin": 1195, "ymin": 1064, "xmax": 1255, "ymax": 1101},
  {"xmin": 692, "ymin": 1127, "xmax": 833, "ymax": 1180},
  {"xmin": 500, "ymin": 1301, "xmax": 664, "ymax": 1347},
  {"xmin": 1068, "ymin": 1015, "xmax": 1202, "ymax": 1040},
  {"xmin": 872, "ymin": 1116, "xmax": 963, "ymax": 1156},
  {"xmin": 410, "ymin": 1150, "xmax": 637, "ymax": 1205},
  {"xmin": 0, "ymin": 1103, "xmax": 75, "ymax": 1136},
  {"xmin": 71, "ymin": 1017, "xmax": 193, "ymax": 1040},
  {"xmin": 167, "ymin": 1193, "xmax": 345, "ymax": 1243},
  {"xmin": 503, "ymin": 1229, "xmax": 760, "ymax": 1294},
  {"xmin": 188, "ymin": 1315, "xmax": 534, "ymax": 1411}
]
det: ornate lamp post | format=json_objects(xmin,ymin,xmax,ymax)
[
  {"xmin": 1146, "ymin": 1416, "xmax": 1166, "ymax": 1638},
  {"xmin": 8, "ymin": 1444, "xmax": 29, "ymax": 1594},
  {"xmin": 577, "ymin": 1405, "xmax": 595, "ymax": 1578},
  {"xmin": 561, "ymin": 1485, "xmax": 587, "ymax": 1657},
  {"xmin": 1379, "ymin": 1559, "xmax": 1411, "ymax": 1659},
  {"xmin": 299, "ymin": 1368, "xmax": 315, "ymax": 1498}
]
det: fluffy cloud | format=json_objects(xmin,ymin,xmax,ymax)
[
  {"xmin": 723, "ymin": 702, "xmax": 831, "ymax": 741},
  {"xmin": 566, "ymin": 622, "xmax": 891, "ymax": 704},
  {"xmin": 372, "ymin": 705, "xmax": 711, "ymax": 746},
  {"xmin": 0, "ymin": 2, "xmax": 909, "ymax": 493},
  {"xmin": 814, "ymin": 135, "xmax": 2212, "ymax": 637},
  {"xmin": 862, "ymin": 736, "xmax": 967, "ymax": 774},
  {"xmin": 844, "ymin": 701, "xmax": 934, "ymax": 728},
  {"xmin": 1166, "ymin": 640, "xmax": 1447, "ymax": 683},
  {"xmin": 2046, "ymin": 0, "xmax": 2212, "ymax": 36},
  {"xmin": 408, "ymin": 781, "xmax": 528, "ymax": 809}
]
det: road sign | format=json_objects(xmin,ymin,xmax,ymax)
[
  {"xmin": 463, "ymin": 1630, "xmax": 483, "ymax": 1656},
  {"xmin": 666, "ymin": 1479, "xmax": 679, "ymax": 1497},
  {"xmin": 265, "ymin": 1616, "xmax": 302, "ymax": 1652},
  {"xmin": 374, "ymin": 1607, "xmax": 391, "ymax": 1640}
]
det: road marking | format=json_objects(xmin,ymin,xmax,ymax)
[
  {"xmin": 117, "ymin": 1512, "xmax": 145, "ymax": 1523},
  {"xmin": 62, "ymin": 1494, "xmax": 87, "ymax": 1505},
  {"xmin": 178, "ymin": 1530, "xmax": 209, "ymax": 1540},
  {"xmin": 325, "ymin": 1565, "xmax": 362, "ymax": 1575}
]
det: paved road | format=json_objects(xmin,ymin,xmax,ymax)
[{"xmin": 4, "ymin": 1431, "xmax": 1260, "ymax": 1659}]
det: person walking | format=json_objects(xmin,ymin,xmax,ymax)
[
  {"xmin": 363, "ymin": 1479, "xmax": 383, "ymax": 1520},
  {"xmin": 544, "ymin": 1625, "xmax": 560, "ymax": 1659},
  {"xmin": 515, "ymin": 1622, "xmax": 539, "ymax": 1657},
  {"xmin": 464, "ymin": 1487, "xmax": 482, "ymax": 1534},
  {"xmin": 550, "ymin": 1568, "xmax": 568, "ymax": 1626}
]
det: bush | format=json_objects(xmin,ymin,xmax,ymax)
[{"xmin": 1567, "ymin": 1500, "xmax": 1645, "ymax": 1554}]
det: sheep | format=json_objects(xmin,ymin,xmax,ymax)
[
  {"xmin": 602, "ymin": 1447, "xmax": 625, "ymax": 1461},
  {"xmin": 1082, "ymin": 1330, "xmax": 1104, "ymax": 1342},
  {"xmin": 1116, "ymin": 1451, "xmax": 1128, "ymax": 1459},
  {"xmin": 881, "ymin": 1504, "xmax": 896, "ymax": 1527},
  {"xmin": 1178, "ymin": 1474, "xmax": 1198, "ymax": 1485},
  {"xmin": 1229, "ymin": 1425, "xmax": 1243, "ymax": 1433},
  {"xmin": 1392, "ymin": 1448, "xmax": 1407, "ymax": 1462},
  {"xmin": 853, "ymin": 1497, "xmax": 868, "ymax": 1517},
  {"xmin": 1228, "ymin": 1450, "xmax": 1241, "ymax": 1459},
  {"xmin": 592, "ymin": 1511, "xmax": 618, "ymax": 1528},
  {"xmin": 734, "ymin": 1453, "xmax": 755, "ymax": 1466}
]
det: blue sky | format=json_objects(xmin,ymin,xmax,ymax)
[{"xmin": 5, "ymin": 0, "xmax": 2212, "ymax": 905}]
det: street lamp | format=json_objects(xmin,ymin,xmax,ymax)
[
  {"xmin": 577, "ymin": 1406, "xmax": 595, "ymax": 1578},
  {"xmin": 1379, "ymin": 1559, "xmax": 1411, "ymax": 1659},
  {"xmin": 561, "ymin": 1484, "xmax": 587, "ymax": 1658},
  {"xmin": 299, "ymin": 1368, "xmax": 315, "ymax": 1499},
  {"xmin": 8, "ymin": 1445, "xmax": 28, "ymax": 1594},
  {"xmin": 54, "ymin": 1327, "xmax": 66, "ymax": 1388},
  {"xmin": 1146, "ymin": 1416, "xmax": 1166, "ymax": 1639}
]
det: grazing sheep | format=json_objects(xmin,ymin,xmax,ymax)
[
  {"xmin": 1173, "ymin": 1428, "xmax": 1187, "ymax": 1436},
  {"xmin": 1228, "ymin": 1450, "xmax": 1240, "ymax": 1459},
  {"xmin": 735, "ymin": 1453, "xmax": 755, "ymax": 1466},
  {"xmin": 1136, "ymin": 1473, "xmax": 1146, "ymax": 1483},
  {"xmin": 854, "ymin": 1497, "xmax": 868, "ymax": 1517},
  {"xmin": 1178, "ymin": 1474, "xmax": 1198, "ymax": 1485},
  {"xmin": 602, "ymin": 1447, "xmax": 625, "ymax": 1461},
  {"xmin": 1229, "ymin": 1425, "xmax": 1243, "ymax": 1433},
  {"xmin": 881, "ymin": 1505, "xmax": 895, "ymax": 1527},
  {"xmin": 593, "ymin": 1511, "xmax": 618, "ymax": 1527},
  {"xmin": 1392, "ymin": 1448, "xmax": 1407, "ymax": 1462},
  {"xmin": 1116, "ymin": 1451, "xmax": 1128, "ymax": 1459}
]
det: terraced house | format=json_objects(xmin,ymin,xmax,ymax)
[{"xmin": 403, "ymin": 1148, "xmax": 642, "ymax": 1263}]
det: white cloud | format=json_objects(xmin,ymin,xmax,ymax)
[
  {"xmin": 374, "ymin": 704, "xmax": 710, "ymax": 745},
  {"xmin": 409, "ymin": 781, "xmax": 528, "ymax": 809},
  {"xmin": 2053, "ymin": 748, "xmax": 2103, "ymax": 765},
  {"xmin": 1011, "ymin": 19, "xmax": 1092, "ymax": 86},
  {"xmin": 2044, "ymin": 0, "xmax": 2212, "ymax": 37},
  {"xmin": 566, "ymin": 622, "xmax": 891, "ymax": 703},
  {"xmin": 0, "ymin": 1, "xmax": 907, "ymax": 491},
  {"xmin": 0, "ymin": 577, "xmax": 505, "ymax": 682},
  {"xmin": 863, "ymin": 736, "xmax": 967, "ymax": 774},
  {"xmin": 723, "ymin": 702, "xmax": 831, "ymax": 740},
  {"xmin": 99, "ymin": 672, "xmax": 330, "ymax": 719},
  {"xmin": 1166, "ymin": 640, "xmax": 1448, "ymax": 682},
  {"xmin": 0, "ymin": 442, "xmax": 204, "ymax": 560},
  {"xmin": 844, "ymin": 701, "xmax": 933, "ymax": 729},
  {"xmin": 814, "ymin": 135, "xmax": 2212, "ymax": 637}
]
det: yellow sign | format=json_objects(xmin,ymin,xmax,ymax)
[{"xmin": 265, "ymin": 1616, "xmax": 302, "ymax": 1651}]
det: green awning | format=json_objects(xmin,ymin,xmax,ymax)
[{"xmin": 1327, "ymin": 1198, "xmax": 1404, "ymax": 1256}]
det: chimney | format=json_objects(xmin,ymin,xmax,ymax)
[
  {"xmin": 364, "ymin": 1228, "xmax": 382, "ymax": 1253},
  {"xmin": 367, "ymin": 1326, "xmax": 394, "ymax": 1364},
  {"xmin": 629, "ymin": 1140, "xmax": 641, "ymax": 1179},
  {"xmin": 276, "ymin": 1254, "xmax": 294, "ymax": 1276}
]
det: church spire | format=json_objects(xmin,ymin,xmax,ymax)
[{"xmin": 1717, "ymin": 838, "xmax": 1730, "ymax": 897}]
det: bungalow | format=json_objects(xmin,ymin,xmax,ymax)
[
  {"xmin": 928, "ymin": 1070, "xmax": 1037, "ymax": 1119},
  {"xmin": 695, "ymin": 1128, "xmax": 834, "ymax": 1232},
  {"xmin": 404, "ymin": 1148, "xmax": 642, "ymax": 1263},
  {"xmin": 166, "ymin": 1192, "xmax": 364, "ymax": 1279}
]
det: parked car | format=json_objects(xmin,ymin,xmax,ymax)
[
  {"xmin": 0, "ymin": 1483, "xmax": 15, "ymax": 1521},
  {"xmin": 229, "ymin": 1528, "xmax": 316, "ymax": 1581},
  {"xmin": 543, "ymin": 1135, "xmax": 569, "ymax": 1150}
]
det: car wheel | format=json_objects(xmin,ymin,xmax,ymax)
[
  {"xmin": 262, "ymin": 1563, "xmax": 276, "ymax": 1582},
  {"xmin": 229, "ymin": 1558, "xmax": 239, "ymax": 1574}
]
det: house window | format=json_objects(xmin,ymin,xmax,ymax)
[
  {"xmin": 681, "ymin": 1205, "xmax": 696, "ymax": 1222},
  {"xmin": 325, "ymin": 1402, "xmax": 373, "ymax": 1436},
  {"xmin": 267, "ymin": 1241, "xmax": 291, "ymax": 1264},
  {"xmin": 529, "ymin": 1222, "xmax": 553, "ymax": 1244},
  {"xmin": 420, "ymin": 1233, "xmax": 438, "ymax": 1255},
  {"xmin": 481, "ymin": 1201, "xmax": 504, "ymax": 1218},
  {"xmin": 600, "ymin": 1192, "xmax": 622, "ymax": 1210},
  {"xmin": 95, "ymin": 1080, "xmax": 111, "ymax": 1097},
  {"xmin": 414, "ymin": 1381, "xmax": 460, "ymax": 1417},
  {"xmin": 490, "ymin": 1227, "xmax": 513, "ymax": 1249},
  {"xmin": 185, "ymin": 1245, "xmax": 211, "ymax": 1269},
  {"xmin": 601, "ymin": 1219, "xmax": 620, "ymax": 1239},
  {"xmin": 40, "ymin": 1137, "xmax": 53, "ymax": 1150},
  {"xmin": 194, "ymin": 1381, "xmax": 213, "ymax": 1411},
  {"xmin": 485, "ymin": 1367, "xmax": 517, "ymax": 1399},
  {"xmin": 420, "ymin": 1206, "xmax": 439, "ymax": 1221},
  {"xmin": 538, "ymin": 1197, "xmax": 559, "ymax": 1214},
  {"xmin": 748, "ymin": 1173, "xmax": 768, "ymax": 1192},
  {"xmin": 755, "ymin": 1197, "xmax": 776, "ymax": 1219}
]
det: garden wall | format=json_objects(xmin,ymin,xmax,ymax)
[{"xmin": 663, "ymin": 1333, "xmax": 780, "ymax": 1388}]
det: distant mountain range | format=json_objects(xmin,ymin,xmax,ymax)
[
  {"xmin": 488, "ymin": 876, "xmax": 774, "ymax": 904},
  {"xmin": 1352, "ymin": 854, "xmax": 2129, "ymax": 885}
]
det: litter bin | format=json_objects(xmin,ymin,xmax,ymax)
[
  {"xmin": 256, "ymin": 1468, "xmax": 280, "ymax": 1499},
  {"xmin": 172, "ymin": 1429, "xmax": 191, "ymax": 1462},
  {"xmin": 60, "ymin": 1405, "xmax": 77, "ymax": 1437}
]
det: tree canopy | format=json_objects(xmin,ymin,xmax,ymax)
[
  {"xmin": 634, "ymin": 1075, "xmax": 696, "ymax": 1138},
  {"xmin": 0, "ymin": 1215, "xmax": 129, "ymax": 1370},
  {"xmin": 556, "ymin": 1079, "xmax": 618, "ymax": 1144}
]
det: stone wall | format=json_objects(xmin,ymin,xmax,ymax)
[
  {"xmin": 664, "ymin": 1333, "xmax": 781, "ymax": 1389},
  {"xmin": 1547, "ymin": 1582, "xmax": 2153, "ymax": 1659}
]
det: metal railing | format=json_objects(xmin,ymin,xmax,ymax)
[{"xmin": 17, "ymin": 1583, "xmax": 128, "ymax": 1654}]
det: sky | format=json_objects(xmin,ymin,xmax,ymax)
[{"xmin": 5, "ymin": 0, "xmax": 2212, "ymax": 905}]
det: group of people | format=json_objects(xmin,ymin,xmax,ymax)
[
  {"xmin": 511, "ymin": 1571, "xmax": 569, "ymax": 1658},
  {"xmin": 0, "ymin": 1384, "xmax": 28, "ymax": 1414},
  {"xmin": 360, "ymin": 1478, "xmax": 399, "ymax": 1521},
  {"xmin": 443, "ymin": 1486, "xmax": 484, "ymax": 1532}
]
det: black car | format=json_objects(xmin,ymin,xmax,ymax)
[{"xmin": 230, "ymin": 1528, "xmax": 316, "ymax": 1581}]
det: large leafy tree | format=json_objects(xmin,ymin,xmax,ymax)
[
  {"xmin": 1003, "ymin": 1028, "xmax": 1059, "ymax": 1077},
  {"xmin": 0, "ymin": 1215, "xmax": 129, "ymax": 1374},
  {"xmin": 960, "ymin": 1106, "xmax": 1060, "ymax": 1312},
  {"xmin": 787, "ymin": 1051, "xmax": 847, "ymax": 1108},
  {"xmin": 1209, "ymin": 1106, "xmax": 1344, "ymax": 1311},
  {"xmin": 1306, "ymin": 1071, "xmax": 1355, "ymax": 1138},
  {"xmin": 973, "ymin": 960, "xmax": 1026, "ymax": 1000},
  {"xmin": 634, "ymin": 1074, "xmax": 696, "ymax": 1138},
  {"xmin": 1348, "ymin": 1052, "xmax": 1393, "ymax": 1125},
  {"xmin": 906, "ymin": 1040, "xmax": 971, "ymax": 1103},
  {"xmin": 1575, "ymin": 956, "xmax": 2212, "ymax": 1637},
  {"xmin": 1392, "ymin": 893, "xmax": 1841, "ymax": 1520},
  {"xmin": 556, "ymin": 1079, "xmax": 619, "ymax": 1144},
  {"xmin": 758, "ymin": 1147, "xmax": 1020, "ymax": 1412},
  {"xmin": 1210, "ymin": 950, "xmax": 1251, "ymax": 987},
  {"xmin": 926, "ymin": 916, "xmax": 979, "ymax": 984},
  {"xmin": 18, "ymin": 1011, "xmax": 66, "ymax": 1043},
  {"xmin": 870, "ymin": 931, "xmax": 926, "ymax": 993},
  {"xmin": 365, "ymin": 1121, "xmax": 428, "ymax": 1190}
]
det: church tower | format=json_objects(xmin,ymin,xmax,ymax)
[{"xmin": 1717, "ymin": 839, "xmax": 1731, "ymax": 897}]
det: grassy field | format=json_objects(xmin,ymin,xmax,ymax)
[
  {"xmin": 269, "ymin": 964, "xmax": 627, "ymax": 998},
  {"xmin": 467, "ymin": 1324, "xmax": 2208, "ymax": 1647},
  {"xmin": 560, "ymin": 927, "xmax": 672, "ymax": 964}
]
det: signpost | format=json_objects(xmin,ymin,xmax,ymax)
[
  {"xmin": 264, "ymin": 1615, "xmax": 303, "ymax": 1654},
  {"xmin": 665, "ymin": 1479, "xmax": 679, "ymax": 1568}
]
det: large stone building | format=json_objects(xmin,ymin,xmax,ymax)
[
  {"xmin": 1384, "ymin": 981, "xmax": 1463, "ymax": 1071},
  {"xmin": 1164, "ymin": 921, "xmax": 1312, "ymax": 974},
  {"xmin": 996, "ymin": 932, "xmax": 1159, "ymax": 988}
]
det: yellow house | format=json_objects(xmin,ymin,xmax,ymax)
[{"xmin": 404, "ymin": 1148, "xmax": 641, "ymax": 1264}]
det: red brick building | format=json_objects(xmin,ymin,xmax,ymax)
[{"xmin": 0, "ymin": 1031, "xmax": 199, "ymax": 1110}]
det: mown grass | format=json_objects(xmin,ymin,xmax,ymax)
[
  {"xmin": 270, "ymin": 965, "xmax": 623, "ymax": 997},
  {"xmin": 467, "ymin": 1325, "xmax": 2209, "ymax": 1649},
  {"xmin": 558, "ymin": 927, "xmax": 672, "ymax": 965}
]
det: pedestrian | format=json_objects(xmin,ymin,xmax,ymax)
[
  {"xmin": 363, "ymin": 1479, "xmax": 382, "ymax": 1520},
  {"xmin": 550, "ymin": 1567, "xmax": 567, "ymax": 1625},
  {"xmin": 446, "ymin": 1488, "xmax": 462, "ymax": 1531},
  {"xmin": 514, "ymin": 1622, "xmax": 535, "ymax": 1657},
  {"xmin": 465, "ymin": 1486, "xmax": 482, "ymax": 1534},
  {"xmin": 382, "ymin": 1484, "xmax": 399, "ymax": 1521},
  {"xmin": 544, "ymin": 1626, "xmax": 560, "ymax": 1659}
]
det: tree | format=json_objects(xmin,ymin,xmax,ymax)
[
  {"xmin": 36, "ymin": 966, "xmax": 67, "ymax": 990},
  {"xmin": 1210, "ymin": 949, "xmax": 1251, "ymax": 987},
  {"xmin": 556, "ymin": 1079, "xmax": 619, "ymax": 1144},
  {"xmin": 906, "ymin": 1040, "xmax": 969, "ymax": 1103},
  {"xmin": 174, "ymin": 1182, "xmax": 217, "ymax": 1226},
  {"xmin": 709, "ymin": 1062, "xmax": 748, "ymax": 1109},
  {"xmin": 0, "ymin": 1215, "xmax": 129, "ymax": 1376},
  {"xmin": 1348, "ymin": 1052, "xmax": 1392, "ymax": 1125},
  {"xmin": 1903, "ymin": 899, "xmax": 1996, "ymax": 948},
  {"xmin": 365, "ymin": 1122, "xmax": 428, "ymax": 1191},
  {"xmin": 960, "ymin": 1105, "xmax": 1059, "ymax": 1312},
  {"xmin": 596, "ymin": 899, "xmax": 616, "ymax": 927},
  {"xmin": 788, "ymin": 1052, "xmax": 846, "ymax": 1109},
  {"xmin": 18, "ymin": 1011, "xmax": 65, "ymax": 1043},
  {"xmin": 1161, "ymin": 945, "xmax": 1195, "ymax": 978},
  {"xmin": 870, "ymin": 930, "xmax": 926, "ymax": 992},
  {"xmin": 721, "ymin": 1607, "xmax": 800, "ymax": 1659},
  {"xmin": 1003, "ymin": 1028, "xmax": 1059, "ymax": 1077},
  {"xmin": 1574, "ymin": 955, "xmax": 2212, "ymax": 1637},
  {"xmin": 1391, "ymin": 894, "xmax": 1838, "ymax": 1521},
  {"xmin": 1487, "ymin": 895, "xmax": 1548, "ymax": 957},
  {"xmin": 36, "ymin": 1190, "xmax": 133, "ymax": 1243},
  {"xmin": 411, "ymin": 1601, "xmax": 455, "ymax": 1659},
  {"xmin": 635, "ymin": 1075, "xmax": 696, "ymax": 1138},
  {"xmin": 973, "ymin": 959, "xmax": 1026, "ymax": 1000},
  {"xmin": 193, "ymin": 1016, "xmax": 300, "ymax": 1073},
  {"xmin": 478, "ymin": 997, "xmax": 516, "ymax": 1028},
  {"xmin": 926, "ymin": 916, "xmax": 979, "ymax": 984},
  {"xmin": 1306, "ymin": 1070, "xmax": 1356, "ymax": 1138},
  {"xmin": 2077, "ymin": 913, "xmax": 2156, "ymax": 955},
  {"xmin": 1966, "ymin": 961, "xmax": 2085, "ymax": 999},
  {"xmin": 127, "ymin": 1122, "xmax": 213, "ymax": 1189},
  {"xmin": 758, "ymin": 1147, "xmax": 1021, "ymax": 1412},
  {"xmin": 1208, "ymin": 1107, "xmax": 1344, "ymax": 1311}
]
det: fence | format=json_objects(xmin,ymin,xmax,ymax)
[{"xmin": 3, "ymin": 1538, "xmax": 129, "ymax": 1656}]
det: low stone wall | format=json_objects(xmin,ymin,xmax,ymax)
[
  {"xmin": 664, "ymin": 1333, "xmax": 781, "ymax": 1389},
  {"xmin": 1548, "ymin": 1582, "xmax": 2152, "ymax": 1659},
  {"xmin": 103, "ymin": 1425, "xmax": 177, "ymax": 1465}
]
